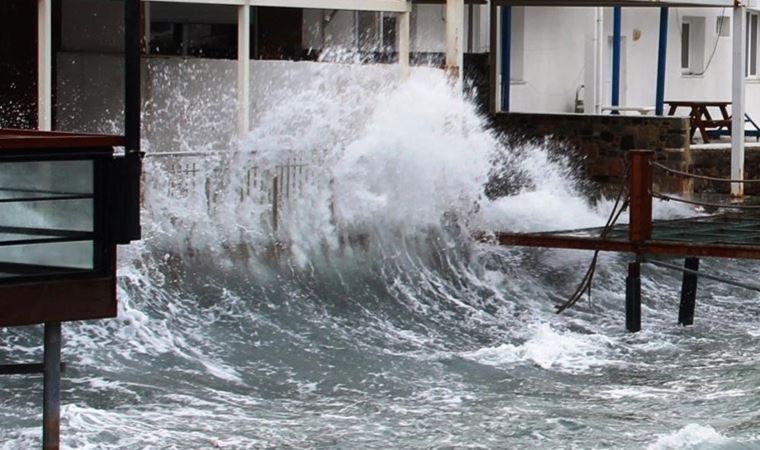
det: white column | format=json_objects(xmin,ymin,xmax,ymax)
[
  {"xmin": 37, "ymin": 0, "xmax": 52, "ymax": 130},
  {"xmin": 445, "ymin": 0, "xmax": 464, "ymax": 83},
  {"xmin": 237, "ymin": 2, "xmax": 251, "ymax": 137},
  {"xmin": 398, "ymin": 7, "xmax": 411, "ymax": 78},
  {"xmin": 731, "ymin": 6, "xmax": 746, "ymax": 197}
]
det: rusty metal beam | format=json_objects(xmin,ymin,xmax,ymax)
[{"xmin": 484, "ymin": 231, "xmax": 760, "ymax": 260}]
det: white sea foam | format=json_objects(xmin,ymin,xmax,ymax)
[
  {"xmin": 647, "ymin": 424, "xmax": 733, "ymax": 450},
  {"xmin": 460, "ymin": 322, "xmax": 615, "ymax": 372}
]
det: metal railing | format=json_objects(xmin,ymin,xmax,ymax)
[{"xmin": 145, "ymin": 151, "xmax": 317, "ymax": 232}]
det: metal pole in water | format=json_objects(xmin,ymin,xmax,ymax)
[
  {"xmin": 43, "ymin": 322, "xmax": 61, "ymax": 450},
  {"xmin": 626, "ymin": 261, "xmax": 641, "ymax": 332},
  {"xmin": 678, "ymin": 257, "xmax": 700, "ymax": 326}
]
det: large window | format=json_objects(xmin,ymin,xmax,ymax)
[
  {"xmin": 747, "ymin": 11, "xmax": 759, "ymax": 78},
  {"xmin": 150, "ymin": 22, "xmax": 237, "ymax": 58}
]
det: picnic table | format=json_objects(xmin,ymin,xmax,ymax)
[{"xmin": 665, "ymin": 100, "xmax": 731, "ymax": 144}]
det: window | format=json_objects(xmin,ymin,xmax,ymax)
[
  {"xmin": 716, "ymin": 16, "xmax": 730, "ymax": 37},
  {"xmin": 681, "ymin": 17, "xmax": 705, "ymax": 76},
  {"xmin": 355, "ymin": 11, "xmax": 398, "ymax": 62},
  {"xmin": 150, "ymin": 22, "xmax": 237, "ymax": 58},
  {"xmin": 747, "ymin": 12, "xmax": 759, "ymax": 78}
]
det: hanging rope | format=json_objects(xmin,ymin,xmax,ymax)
[
  {"xmin": 652, "ymin": 161, "xmax": 760, "ymax": 184},
  {"xmin": 556, "ymin": 164, "xmax": 630, "ymax": 314},
  {"xmin": 652, "ymin": 192, "xmax": 760, "ymax": 210}
]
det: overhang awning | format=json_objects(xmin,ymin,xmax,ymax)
[
  {"xmin": 142, "ymin": 0, "xmax": 412, "ymax": 12},
  {"xmin": 492, "ymin": 0, "xmax": 735, "ymax": 7}
]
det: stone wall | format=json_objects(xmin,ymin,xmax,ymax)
[
  {"xmin": 690, "ymin": 148, "xmax": 760, "ymax": 195},
  {"xmin": 490, "ymin": 112, "xmax": 692, "ymax": 194}
]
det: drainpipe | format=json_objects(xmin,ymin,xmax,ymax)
[
  {"xmin": 655, "ymin": 7, "xmax": 669, "ymax": 116},
  {"xmin": 595, "ymin": 7, "xmax": 604, "ymax": 114},
  {"xmin": 611, "ymin": 6, "xmax": 622, "ymax": 112}
]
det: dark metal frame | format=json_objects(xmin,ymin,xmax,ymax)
[
  {"xmin": 0, "ymin": 148, "xmax": 114, "ymax": 285},
  {"xmin": 483, "ymin": 150, "xmax": 760, "ymax": 332}
]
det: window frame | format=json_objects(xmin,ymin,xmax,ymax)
[{"xmin": 747, "ymin": 11, "xmax": 759, "ymax": 79}]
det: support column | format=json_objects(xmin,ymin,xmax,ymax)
[
  {"xmin": 500, "ymin": 6, "xmax": 511, "ymax": 112},
  {"xmin": 678, "ymin": 257, "xmax": 700, "ymax": 326},
  {"xmin": 626, "ymin": 150, "xmax": 652, "ymax": 333},
  {"xmin": 237, "ymin": 2, "xmax": 251, "ymax": 137},
  {"xmin": 37, "ymin": 0, "xmax": 52, "ymax": 130},
  {"xmin": 124, "ymin": 0, "xmax": 142, "ymax": 242},
  {"xmin": 42, "ymin": 322, "xmax": 61, "ymax": 450},
  {"xmin": 611, "ymin": 6, "xmax": 622, "ymax": 111},
  {"xmin": 655, "ymin": 7, "xmax": 668, "ymax": 116},
  {"xmin": 398, "ymin": 7, "xmax": 411, "ymax": 78},
  {"xmin": 445, "ymin": 0, "xmax": 464, "ymax": 83},
  {"xmin": 731, "ymin": 6, "xmax": 746, "ymax": 197},
  {"xmin": 626, "ymin": 261, "xmax": 641, "ymax": 332}
]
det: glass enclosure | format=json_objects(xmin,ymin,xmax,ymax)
[{"xmin": 0, "ymin": 159, "xmax": 101, "ymax": 280}]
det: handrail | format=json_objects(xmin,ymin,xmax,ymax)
[
  {"xmin": 652, "ymin": 191, "xmax": 760, "ymax": 210},
  {"xmin": 652, "ymin": 160, "xmax": 760, "ymax": 184}
]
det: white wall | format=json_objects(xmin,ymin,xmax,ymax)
[
  {"xmin": 624, "ymin": 7, "xmax": 760, "ymax": 121},
  {"xmin": 413, "ymin": 5, "xmax": 446, "ymax": 53},
  {"xmin": 510, "ymin": 7, "xmax": 593, "ymax": 113}
]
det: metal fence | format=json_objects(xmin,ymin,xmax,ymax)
[{"xmin": 146, "ymin": 151, "xmax": 316, "ymax": 232}]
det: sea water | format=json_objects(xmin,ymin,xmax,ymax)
[{"xmin": 1, "ymin": 64, "xmax": 759, "ymax": 449}]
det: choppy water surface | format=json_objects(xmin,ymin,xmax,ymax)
[{"xmin": 2, "ymin": 66, "xmax": 760, "ymax": 449}]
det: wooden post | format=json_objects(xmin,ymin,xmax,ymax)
[
  {"xmin": 272, "ymin": 175, "xmax": 279, "ymax": 233},
  {"xmin": 678, "ymin": 257, "xmax": 700, "ymax": 326},
  {"xmin": 625, "ymin": 261, "xmax": 641, "ymax": 332},
  {"xmin": 628, "ymin": 150, "xmax": 653, "ymax": 243},
  {"xmin": 626, "ymin": 150, "xmax": 652, "ymax": 333}
]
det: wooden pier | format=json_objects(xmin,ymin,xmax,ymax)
[{"xmin": 481, "ymin": 150, "xmax": 760, "ymax": 332}]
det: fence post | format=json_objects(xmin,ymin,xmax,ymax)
[
  {"xmin": 272, "ymin": 175, "xmax": 279, "ymax": 233},
  {"xmin": 628, "ymin": 150, "xmax": 654, "ymax": 243},
  {"xmin": 626, "ymin": 150, "xmax": 653, "ymax": 333}
]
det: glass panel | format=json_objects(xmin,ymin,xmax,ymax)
[
  {"xmin": 748, "ymin": 12, "xmax": 752, "ymax": 77},
  {"xmin": 0, "ymin": 160, "xmax": 96, "ymax": 276},
  {"xmin": 681, "ymin": 23, "xmax": 690, "ymax": 70},
  {"xmin": 0, "ymin": 242, "xmax": 93, "ymax": 273}
]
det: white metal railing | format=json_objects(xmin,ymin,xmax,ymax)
[{"xmin": 145, "ymin": 152, "xmax": 315, "ymax": 232}]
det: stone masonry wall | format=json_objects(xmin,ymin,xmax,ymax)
[
  {"xmin": 691, "ymin": 148, "xmax": 760, "ymax": 195},
  {"xmin": 490, "ymin": 112, "xmax": 692, "ymax": 194}
]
